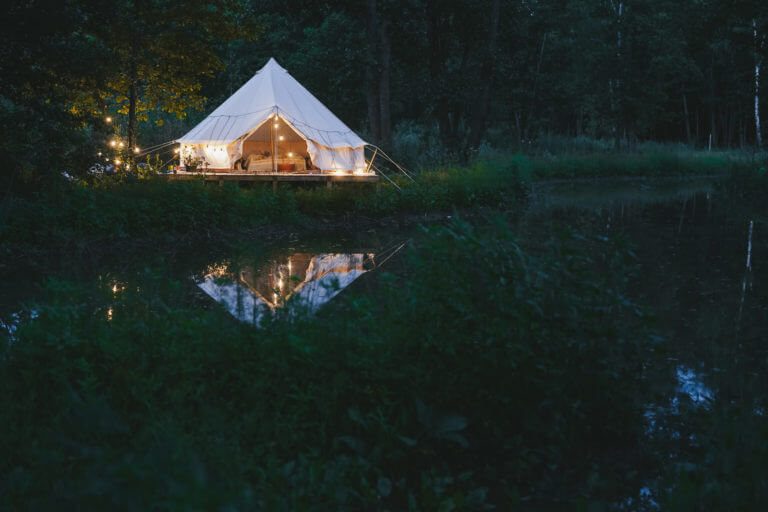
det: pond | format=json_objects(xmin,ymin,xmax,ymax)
[{"xmin": 1, "ymin": 175, "xmax": 765, "ymax": 505}]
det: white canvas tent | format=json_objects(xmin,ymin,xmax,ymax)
[{"xmin": 176, "ymin": 58, "xmax": 368, "ymax": 173}]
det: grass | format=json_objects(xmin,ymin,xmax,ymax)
[
  {"xmin": 487, "ymin": 149, "xmax": 760, "ymax": 181},
  {"xmin": 3, "ymin": 148, "xmax": 762, "ymax": 262},
  {"xmin": 0, "ymin": 159, "xmax": 524, "ymax": 260}
]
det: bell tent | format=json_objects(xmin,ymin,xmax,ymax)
[{"xmin": 177, "ymin": 58, "xmax": 368, "ymax": 174}]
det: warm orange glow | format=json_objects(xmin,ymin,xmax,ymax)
[
  {"xmin": 288, "ymin": 152, "xmax": 293, "ymax": 157},
  {"xmin": 279, "ymin": 135, "xmax": 284, "ymax": 141},
  {"xmin": 133, "ymin": 147, "xmax": 140, "ymax": 153},
  {"xmin": 118, "ymin": 142, "xmax": 124, "ymax": 148},
  {"xmin": 110, "ymin": 140, "xmax": 117, "ymax": 147},
  {"xmin": 114, "ymin": 159, "xmax": 121, "ymax": 165},
  {"xmin": 273, "ymin": 123, "xmax": 279, "ymax": 128},
  {"xmin": 174, "ymin": 148, "xmax": 180, "ymax": 154},
  {"xmin": 105, "ymin": 116, "xmax": 112, "ymax": 123}
]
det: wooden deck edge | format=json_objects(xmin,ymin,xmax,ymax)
[{"xmin": 165, "ymin": 173, "xmax": 380, "ymax": 183}]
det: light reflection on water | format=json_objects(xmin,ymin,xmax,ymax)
[{"xmin": 196, "ymin": 252, "xmax": 375, "ymax": 324}]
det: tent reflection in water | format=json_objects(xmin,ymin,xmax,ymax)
[
  {"xmin": 197, "ymin": 253, "xmax": 374, "ymax": 324},
  {"xmin": 176, "ymin": 58, "xmax": 371, "ymax": 175}
]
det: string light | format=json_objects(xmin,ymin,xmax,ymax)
[
  {"xmin": 273, "ymin": 122, "xmax": 279, "ymax": 128},
  {"xmin": 174, "ymin": 148, "xmax": 180, "ymax": 154},
  {"xmin": 279, "ymin": 135, "xmax": 284, "ymax": 141},
  {"xmin": 110, "ymin": 140, "xmax": 117, "ymax": 147},
  {"xmin": 97, "ymin": 152, "xmax": 102, "ymax": 156},
  {"xmin": 114, "ymin": 159, "xmax": 121, "ymax": 165},
  {"xmin": 288, "ymin": 152, "xmax": 293, "ymax": 157},
  {"xmin": 105, "ymin": 116, "xmax": 112, "ymax": 123},
  {"xmin": 133, "ymin": 147, "xmax": 140, "ymax": 153},
  {"xmin": 118, "ymin": 142, "xmax": 124, "ymax": 148}
]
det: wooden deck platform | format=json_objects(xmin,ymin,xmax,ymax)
[{"xmin": 166, "ymin": 172, "xmax": 380, "ymax": 190}]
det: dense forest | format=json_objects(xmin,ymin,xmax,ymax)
[{"xmin": 1, "ymin": 0, "xmax": 767, "ymax": 187}]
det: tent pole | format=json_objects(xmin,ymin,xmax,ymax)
[
  {"xmin": 271, "ymin": 112, "xmax": 276, "ymax": 173},
  {"xmin": 365, "ymin": 147, "xmax": 378, "ymax": 174}
]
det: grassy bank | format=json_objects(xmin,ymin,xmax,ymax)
[
  {"xmin": 1, "ymin": 150, "xmax": 762, "ymax": 262},
  {"xmin": 0, "ymin": 218, "xmax": 656, "ymax": 509},
  {"xmin": 0, "ymin": 160, "xmax": 523, "ymax": 261},
  {"xmin": 499, "ymin": 149, "xmax": 762, "ymax": 180}
]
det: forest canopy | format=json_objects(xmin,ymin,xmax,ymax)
[{"xmin": 1, "ymin": 0, "xmax": 766, "ymax": 185}]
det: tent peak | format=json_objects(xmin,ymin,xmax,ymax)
[{"xmin": 260, "ymin": 57, "xmax": 286, "ymax": 73}]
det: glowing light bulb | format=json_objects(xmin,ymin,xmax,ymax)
[
  {"xmin": 273, "ymin": 123, "xmax": 279, "ymax": 128},
  {"xmin": 288, "ymin": 152, "xmax": 293, "ymax": 157},
  {"xmin": 97, "ymin": 152, "xmax": 102, "ymax": 156},
  {"xmin": 110, "ymin": 140, "xmax": 116, "ymax": 147},
  {"xmin": 114, "ymin": 159, "xmax": 121, "ymax": 165},
  {"xmin": 105, "ymin": 116, "xmax": 112, "ymax": 123},
  {"xmin": 133, "ymin": 147, "xmax": 140, "ymax": 153},
  {"xmin": 118, "ymin": 142, "xmax": 124, "ymax": 148},
  {"xmin": 174, "ymin": 148, "xmax": 179, "ymax": 153},
  {"xmin": 279, "ymin": 135, "xmax": 284, "ymax": 141}
]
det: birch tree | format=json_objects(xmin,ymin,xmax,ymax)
[{"xmin": 754, "ymin": 18, "xmax": 764, "ymax": 147}]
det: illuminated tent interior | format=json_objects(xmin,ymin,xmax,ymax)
[{"xmin": 176, "ymin": 58, "xmax": 369, "ymax": 174}]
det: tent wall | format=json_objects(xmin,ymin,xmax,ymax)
[
  {"xmin": 180, "ymin": 142, "xmax": 238, "ymax": 170},
  {"xmin": 306, "ymin": 141, "xmax": 366, "ymax": 171}
]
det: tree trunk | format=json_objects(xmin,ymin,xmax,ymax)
[
  {"xmin": 127, "ymin": 39, "xmax": 138, "ymax": 152},
  {"xmin": 683, "ymin": 94, "xmax": 692, "ymax": 145},
  {"xmin": 426, "ymin": 0, "xmax": 450, "ymax": 145},
  {"xmin": 709, "ymin": 51, "xmax": 717, "ymax": 148},
  {"xmin": 468, "ymin": 0, "xmax": 501, "ymax": 149},
  {"xmin": 524, "ymin": 32, "xmax": 547, "ymax": 141},
  {"xmin": 379, "ymin": 22, "xmax": 392, "ymax": 146},
  {"xmin": 613, "ymin": 1, "xmax": 623, "ymax": 151},
  {"xmin": 365, "ymin": 0, "xmax": 380, "ymax": 142},
  {"xmin": 754, "ymin": 19, "xmax": 763, "ymax": 148}
]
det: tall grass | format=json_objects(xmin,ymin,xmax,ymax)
[
  {"xmin": 0, "ymin": 149, "xmax": 760, "ymax": 262},
  {"xmin": 0, "ymin": 160, "xmax": 524, "ymax": 259}
]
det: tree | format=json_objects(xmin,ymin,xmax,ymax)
[{"xmin": 71, "ymin": 0, "xmax": 257, "ymax": 151}]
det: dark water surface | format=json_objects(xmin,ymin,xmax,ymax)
[
  {"xmin": 528, "ymin": 177, "xmax": 766, "ymax": 404},
  {"xmin": 2, "ymin": 176, "xmax": 765, "ymax": 505}
]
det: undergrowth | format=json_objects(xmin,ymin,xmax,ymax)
[{"xmin": 0, "ymin": 218, "xmax": 655, "ymax": 510}]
